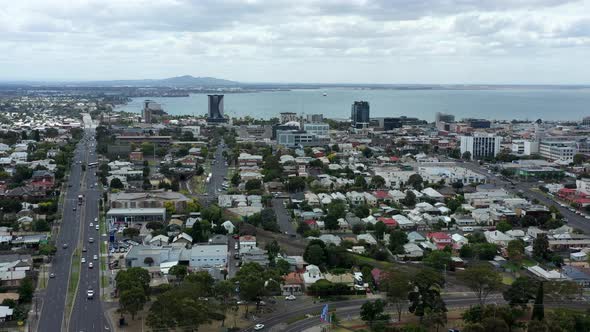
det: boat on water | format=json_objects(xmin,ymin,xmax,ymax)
[{"xmin": 322, "ymin": 92, "xmax": 327, "ymax": 96}]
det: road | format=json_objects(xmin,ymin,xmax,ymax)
[
  {"xmin": 69, "ymin": 124, "xmax": 110, "ymax": 332},
  {"xmin": 242, "ymin": 295, "xmax": 505, "ymax": 332},
  {"xmin": 203, "ymin": 140, "xmax": 228, "ymax": 205},
  {"xmin": 272, "ymin": 198, "xmax": 296, "ymax": 235},
  {"xmin": 460, "ymin": 161, "xmax": 590, "ymax": 234}
]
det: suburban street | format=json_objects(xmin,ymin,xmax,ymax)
[
  {"xmin": 203, "ymin": 139, "xmax": 228, "ymax": 204},
  {"xmin": 272, "ymin": 198, "xmax": 296, "ymax": 235}
]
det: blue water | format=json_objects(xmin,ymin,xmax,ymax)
[{"xmin": 115, "ymin": 88, "xmax": 590, "ymax": 121}]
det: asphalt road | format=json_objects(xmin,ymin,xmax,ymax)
[
  {"xmin": 37, "ymin": 135, "xmax": 86, "ymax": 332},
  {"xmin": 242, "ymin": 295, "xmax": 506, "ymax": 332},
  {"xmin": 272, "ymin": 198, "xmax": 296, "ymax": 235},
  {"xmin": 69, "ymin": 126, "xmax": 110, "ymax": 332},
  {"xmin": 204, "ymin": 140, "xmax": 228, "ymax": 204},
  {"xmin": 460, "ymin": 161, "xmax": 590, "ymax": 234}
]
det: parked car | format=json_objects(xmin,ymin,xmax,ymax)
[
  {"xmin": 285, "ymin": 295, "xmax": 296, "ymax": 301},
  {"xmin": 254, "ymin": 324, "xmax": 265, "ymax": 330}
]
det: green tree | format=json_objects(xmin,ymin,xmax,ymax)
[
  {"xmin": 402, "ymin": 190, "xmax": 417, "ymax": 207},
  {"xmin": 388, "ymin": 229, "xmax": 408, "ymax": 254},
  {"xmin": 370, "ymin": 175, "xmax": 385, "ymax": 188},
  {"xmin": 144, "ymin": 257, "xmax": 155, "ymax": 266},
  {"xmin": 119, "ymin": 286, "xmax": 147, "ymax": 319},
  {"xmin": 360, "ymin": 299, "xmax": 389, "ymax": 330},
  {"xmin": 503, "ymin": 277, "xmax": 537, "ymax": 309},
  {"xmin": 123, "ymin": 227, "xmax": 140, "ymax": 238},
  {"xmin": 382, "ymin": 270, "xmax": 411, "ymax": 323},
  {"xmin": 286, "ymin": 176, "xmax": 306, "ymax": 192},
  {"xmin": 423, "ymin": 250, "xmax": 452, "ymax": 271},
  {"xmin": 407, "ymin": 174, "xmax": 424, "ymax": 190},
  {"xmin": 533, "ymin": 233, "xmax": 550, "ymax": 260},
  {"xmin": 459, "ymin": 264, "xmax": 502, "ymax": 306},
  {"xmin": 303, "ymin": 243, "xmax": 327, "ymax": 267},
  {"xmin": 374, "ymin": 221, "xmax": 386, "ymax": 240},
  {"xmin": 496, "ymin": 220, "xmax": 512, "ymax": 233},
  {"xmin": 245, "ymin": 179, "xmax": 262, "ymax": 192},
  {"xmin": 39, "ymin": 243, "xmax": 57, "ymax": 256},
  {"xmin": 573, "ymin": 153, "xmax": 587, "ymax": 165},
  {"xmin": 110, "ymin": 177, "xmax": 124, "ymax": 189},
  {"xmin": 408, "ymin": 269, "xmax": 446, "ymax": 321},
  {"xmin": 462, "ymin": 151, "xmax": 472, "ymax": 161},
  {"xmin": 230, "ymin": 172, "xmax": 241, "ymax": 186},
  {"xmin": 18, "ymin": 277, "xmax": 34, "ymax": 303},
  {"xmin": 507, "ymin": 240, "xmax": 525, "ymax": 262},
  {"xmin": 169, "ymin": 265, "xmax": 188, "ymax": 282}
]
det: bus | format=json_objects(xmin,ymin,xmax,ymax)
[{"xmin": 87, "ymin": 162, "xmax": 98, "ymax": 168}]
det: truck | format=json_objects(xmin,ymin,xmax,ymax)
[{"xmin": 78, "ymin": 194, "xmax": 84, "ymax": 205}]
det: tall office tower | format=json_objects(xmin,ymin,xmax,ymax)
[
  {"xmin": 207, "ymin": 95, "xmax": 227, "ymax": 123},
  {"xmin": 142, "ymin": 100, "xmax": 163, "ymax": 123},
  {"xmin": 435, "ymin": 112, "xmax": 455, "ymax": 124},
  {"xmin": 351, "ymin": 101, "xmax": 370, "ymax": 128}
]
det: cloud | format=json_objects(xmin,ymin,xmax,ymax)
[{"xmin": 0, "ymin": 0, "xmax": 589, "ymax": 83}]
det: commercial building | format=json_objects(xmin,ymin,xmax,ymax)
[
  {"xmin": 189, "ymin": 245, "xmax": 228, "ymax": 269},
  {"xmin": 460, "ymin": 134, "xmax": 501, "ymax": 158},
  {"xmin": 280, "ymin": 112, "xmax": 298, "ymax": 124},
  {"xmin": 351, "ymin": 101, "xmax": 370, "ymax": 129},
  {"xmin": 303, "ymin": 122, "xmax": 330, "ymax": 136},
  {"xmin": 106, "ymin": 208, "xmax": 166, "ymax": 225},
  {"xmin": 539, "ymin": 139, "xmax": 577, "ymax": 162},
  {"xmin": 142, "ymin": 100, "xmax": 167, "ymax": 123},
  {"xmin": 435, "ymin": 112, "xmax": 455, "ymax": 124},
  {"xmin": 276, "ymin": 130, "xmax": 329, "ymax": 148},
  {"xmin": 306, "ymin": 114, "xmax": 324, "ymax": 123},
  {"xmin": 373, "ymin": 117, "xmax": 425, "ymax": 130},
  {"xmin": 207, "ymin": 95, "xmax": 227, "ymax": 123},
  {"xmin": 511, "ymin": 140, "xmax": 539, "ymax": 156},
  {"xmin": 464, "ymin": 118, "xmax": 491, "ymax": 129}
]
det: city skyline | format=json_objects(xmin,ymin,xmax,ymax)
[{"xmin": 1, "ymin": 0, "xmax": 590, "ymax": 84}]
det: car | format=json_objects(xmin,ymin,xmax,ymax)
[
  {"xmin": 95, "ymin": 225, "xmax": 99, "ymax": 230},
  {"xmin": 234, "ymin": 253, "xmax": 240, "ymax": 259},
  {"xmin": 89, "ymin": 238, "xmax": 94, "ymax": 243},
  {"xmin": 82, "ymin": 247, "xmax": 87, "ymax": 252},
  {"xmin": 87, "ymin": 289, "xmax": 94, "ymax": 299},
  {"xmin": 73, "ymin": 207, "xmax": 77, "ymax": 211},
  {"xmin": 90, "ymin": 223, "xmax": 94, "ymax": 227},
  {"xmin": 49, "ymin": 273, "xmax": 55, "ymax": 278},
  {"xmin": 232, "ymin": 234, "xmax": 239, "ymax": 239},
  {"xmin": 94, "ymin": 217, "xmax": 98, "ymax": 222},
  {"xmin": 235, "ymin": 262, "xmax": 240, "ymax": 267},
  {"xmin": 93, "ymin": 254, "xmax": 98, "ymax": 260},
  {"xmin": 81, "ymin": 258, "xmax": 86, "ymax": 264},
  {"xmin": 63, "ymin": 243, "xmax": 68, "ymax": 249},
  {"xmin": 88, "ymin": 262, "xmax": 94, "ymax": 268},
  {"xmin": 234, "ymin": 243, "xmax": 239, "ymax": 250},
  {"xmin": 285, "ymin": 295, "xmax": 296, "ymax": 301},
  {"xmin": 254, "ymin": 324, "xmax": 265, "ymax": 330}
]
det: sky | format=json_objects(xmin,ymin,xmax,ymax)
[{"xmin": 1, "ymin": 0, "xmax": 590, "ymax": 84}]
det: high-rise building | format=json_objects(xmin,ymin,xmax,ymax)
[
  {"xmin": 351, "ymin": 101, "xmax": 370, "ymax": 128},
  {"xmin": 306, "ymin": 114, "xmax": 324, "ymax": 123},
  {"xmin": 207, "ymin": 95, "xmax": 227, "ymax": 123},
  {"xmin": 463, "ymin": 118, "xmax": 491, "ymax": 129},
  {"xmin": 280, "ymin": 112, "xmax": 298, "ymax": 124},
  {"xmin": 142, "ymin": 100, "xmax": 165, "ymax": 123},
  {"xmin": 435, "ymin": 112, "xmax": 455, "ymax": 124},
  {"xmin": 460, "ymin": 134, "xmax": 501, "ymax": 159},
  {"xmin": 582, "ymin": 116, "xmax": 590, "ymax": 126}
]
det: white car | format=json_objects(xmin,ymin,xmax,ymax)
[
  {"xmin": 93, "ymin": 254, "xmax": 98, "ymax": 260},
  {"xmin": 87, "ymin": 289, "xmax": 94, "ymax": 299},
  {"xmin": 254, "ymin": 324, "xmax": 265, "ymax": 331},
  {"xmin": 95, "ymin": 225, "xmax": 99, "ymax": 230},
  {"xmin": 285, "ymin": 295, "xmax": 296, "ymax": 301},
  {"xmin": 88, "ymin": 262, "xmax": 94, "ymax": 269},
  {"xmin": 81, "ymin": 258, "xmax": 86, "ymax": 264},
  {"xmin": 89, "ymin": 223, "xmax": 94, "ymax": 227}
]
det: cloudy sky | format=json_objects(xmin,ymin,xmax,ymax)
[{"xmin": 1, "ymin": 0, "xmax": 590, "ymax": 83}]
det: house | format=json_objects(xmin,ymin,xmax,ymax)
[
  {"xmin": 282, "ymin": 272, "xmax": 304, "ymax": 295},
  {"xmin": 172, "ymin": 232, "xmax": 193, "ymax": 246},
  {"xmin": 377, "ymin": 217, "xmax": 397, "ymax": 228},
  {"xmin": 148, "ymin": 235, "xmax": 169, "ymax": 246},
  {"xmin": 562, "ymin": 266, "xmax": 590, "ymax": 288},
  {"xmin": 30, "ymin": 170, "xmax": 55, "ymax": 189},
  {"xmin": 407, "ymin": 231, "xmax": 426, "ymax": 243},
  {"xmin": 402, "ymin": 243, "xmax": 424, "ymax": 258},
  {"xmin": 357, "ymin": 234, "xmax": 377, "ymax": 245},
  {"xmin": 451, "ymin": 234, "xmax": 469, "ymax": 249},
  {"xmin": 325, "ymin": 273, "xmax": 355, "ymax": 288},
  {"xmin": 109, "ymin": 191, "xmax": 191, "ymax": 213},
  {"xmin": 392, "ymin": 215, "xmax": 415, "ymax": 229},
  {"xmin": 208, "ymin": 234, "xmax": 229, "ymax": 246},
  {"xmin": 0, "ymin": 306, "xmax": 13, "ymax": 322},
  {"xmin": 484, "ymin": 230, "xmax": 513, "ymax": 247},
  {"xmin": 427, "ymin": 232, "xmax": 452, "ymax": 250},
  {"xmin": 570, "ymin": 251, "xmax": 587, "ymax": 262},
  {"xmin": 239, "ymin": 235, "xmax": 256, "ymax": 251},
  {"xmin": 318, "ymin": 234, "xmax": 342, "ymax": 246},
  {"xmin": 221, "ymin": 220, "xmax": 235, "ymax": 234},
  {"xmin": 302, "ymin": 264, "xmax": 324, "ymax": 287},
  {"xmin": 241, "ymin": 247, "xmax": 270, "ymax": 266}
]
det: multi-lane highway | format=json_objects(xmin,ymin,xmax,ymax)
[{"xmin": 37, "ymin": 115, "xmax": 110, "ymax": 332}]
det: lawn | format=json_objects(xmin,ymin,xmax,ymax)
[{"xmin": 66, "ymin": 249, "xmax": 81, "ymax": 320}]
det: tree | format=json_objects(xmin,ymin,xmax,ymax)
[
  {"xmin": 407, "ymin": 174, "xmax": 424, "ymax": 190},
  {"xmin": 119, "ymin": 286, "xmax": 147, "ymax": 320},
  {"xmin": 144, "ymin": 257, "xmax": 155, "ymax": 266},
  {"xmin": 110, "ymin": 177, "xmax": 124, "ymax": 189},
  {"xmin": 39, "ymin": 243, "xmax": 57, "ymax": 256},
  {"xmin": 388, "ymin": 229, "xmax": 408, "ymax": 254},
  {"xmin": 531, "ymin": 282, "xmax": 544, "ymax": 321},
  {"xmin": 286, "ymin": 176, "xmax": 306, "ymax": 192},
  {"xmin": 230, "ymin": 172, "xmax": 241, "ymax": 186},
  {"xmin": 496, "ymin": 220, "xmax": 512, "ymax": 233},
  {"xmin": 462, "ymin": 151, "xmax": 472, "ymax": 161},
  {"xmin": 401, "ymin": 190, "xmax": 417, "ymax": 207},
  {"xmin": 245, "ymin": 179, "xmax": 262, "ymax": 192},
  {"xmin": 303, "ymin": 244, "xmax": 326, "ymax": 267},
  {"xmin": 422, "ymin": 307, "xmax": 447, "ymax": 332},
  {"xmin": 382, "ymin": 270, "xmax": 411, "ymax": 323},
  {"xmin": 423, "ymin": 250, "xmax": 451, "ymax": 271},
  {"xmin": 354, "ymin": 204, "xmax": 370, "ymax": 218},
  {"xmin": 374, "ymin": 221, "xmax": 386, "ymax": 240},
  {"xmin": 140, "ymin": 142, "xmax": 155, "ymax": 155},
  {"xmin": 408, "ymin": 269, "xmax": 446, "ymax": 321},
  {"xmin": 169, "ymin": 265, "xmax": 188, "ymax": 282},
  {"xmin": 503, "ymin": 276, "xmax": 537, "ymax": 308},
  {"xmin": 33, "ymin": 219, "xmax": 50, "ymax": 232},
  {"xmin": 370, "ymin": 175, "xmax": 385, "ymax": 188},
  {"xmin": 507, "ymin": 240, "xmax": 525, "ymax": 262},
  {"xmin": 18, "ymin": 277, "xmax": 34, "ymax": 303},
  {"xmin": 533, "ymin": 233, "xmax": 550, "ymax": 260},
  {"xmin": 573, "ymin": 153, "xmax": 587, "ymax": 165},
  {"xmin": 123, "ymin": 227, "xmax": 140, "ymax": 238},
  {"xmin": 354, "ymin": 175, "xmax": 367, "ymax": 189},
  {"xmin": 459, "ymin": 264, "xmax": 502, "ymax": 306},
  {"xmin": 360, "ymin": 299, "xmax": 389, "ymax": 330}
]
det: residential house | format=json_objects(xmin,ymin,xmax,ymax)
[
  {"xmin": 484, "ymin": 230, "xmax": 513, "ymax": 247},
  {"xmin": 302, "ymin": 264, "xmax": 324, "ymax": 287},
  {"xmin": 282, "ymin": 272, "xmax": 304, "ymax": 295},
  {"xmin": 239, "ymin": 235, "xmax": 256, "ymax": 251},
  {"xmin": 427, "ymin": 232, "xmax": 452, "ymax": 250}
]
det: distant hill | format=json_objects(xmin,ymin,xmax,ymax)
[{"xmin": 93, "ymin": 75, "xmax": 239, "ymax": 87}]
